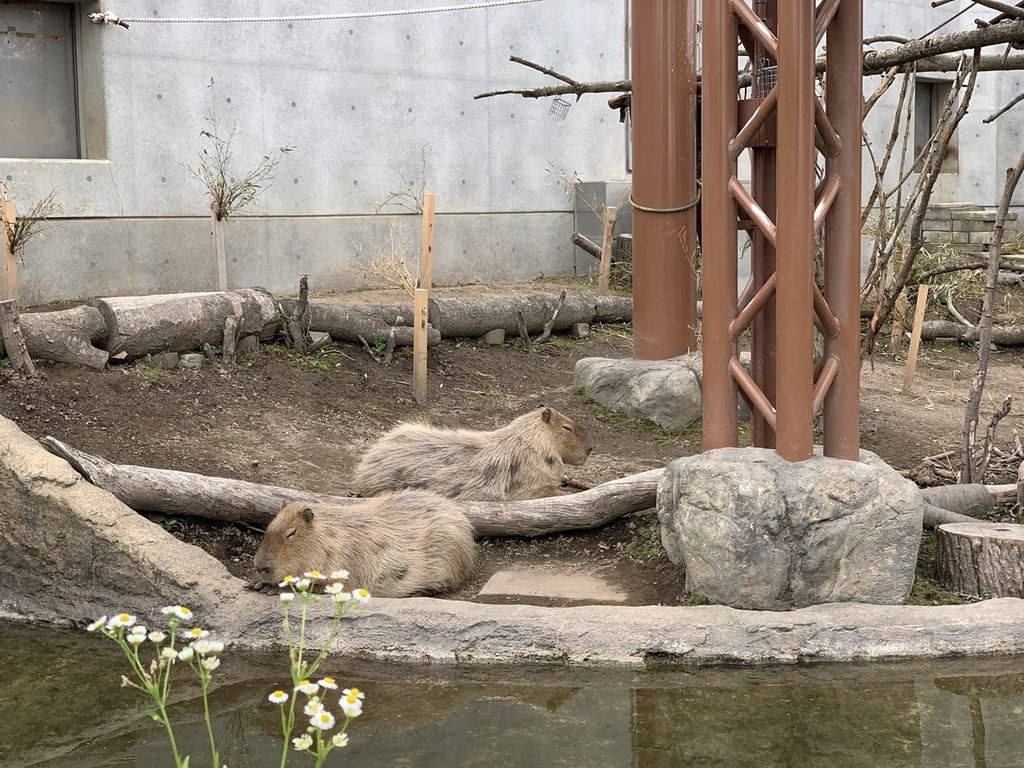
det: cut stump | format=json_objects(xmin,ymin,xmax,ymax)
[{"xmin": 935, "ymin": 522, "xmax": 1024, "ymax": 598}]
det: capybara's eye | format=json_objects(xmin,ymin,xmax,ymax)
[
  {"xmin": 563, "ymin": 424, "xmax": 573, "ymax": 432},
  {"xmin": 285, "ymin": 527, "xmax": 297, "ymax": 539}
]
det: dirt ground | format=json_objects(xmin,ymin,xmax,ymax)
[{"xmin": 2, "ymin": 280, "xmax": 1023, "ymax": 608}]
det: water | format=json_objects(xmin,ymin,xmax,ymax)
[{"xmin": 2, "ymin": 622, "xmax": 1023, "ymax": 767}]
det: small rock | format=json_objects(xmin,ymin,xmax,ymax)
[
  {"xmin": 180, "ymin": 354, "xmax": 204, "ymax": 369},
  {"xmin": 570, "ymin": 322, "xmax": 590, "ymax": 339},
  {"xmin": 151, "ymin": 352, "xmax": 179, "ymax": 370},
  {"xmin": 480, "ymin": 329, "xmax": 505, "ymax": 345}
]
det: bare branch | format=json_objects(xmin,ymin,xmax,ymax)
[
  {"xmin": 971, "ymin": 0, "xmax": 1024, "ymax": 20},
  {"xmin": 509, "ymin": 55, "xmax": 581, "ymax": 87},
  {"xmin": 984, "ymin": 90, "xmax": 1024, "ymax": 122},
  {"xmin": 862, "ymin": 19, "xmax": 1024, "ymax": 71}
]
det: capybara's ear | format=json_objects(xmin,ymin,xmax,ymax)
[
  {"xmin": 541, "ymin": 407, "xmax": 552, "ymax": 423},
  {"xmin": 300, "ymin": 507, "xmax": 315, "ymax": 524}
]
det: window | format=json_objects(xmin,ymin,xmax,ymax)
[
  {"xmin": 914, "ymin": 79, "xmax": 957, "ymax": 173},
  {"xmin": 1, "ymin": 1, "xmax": 80, "ymax": 159}
]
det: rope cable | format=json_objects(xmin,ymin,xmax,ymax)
[
  {"xmin": 90, "ymin": 0, "xmax": 541, "ymax": 27},
  {"xmin": 629, "ymin": 182, "xmax": 702, "ymax": 214}
]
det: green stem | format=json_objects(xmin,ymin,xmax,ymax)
[{"xmin": 199, "ymin": 671, "xmax": 220, "ymax": 768}]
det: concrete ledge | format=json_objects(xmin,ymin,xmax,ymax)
[{"xmin": 3, "ymin": 413, "xmax": 1024, "ymax": 668}]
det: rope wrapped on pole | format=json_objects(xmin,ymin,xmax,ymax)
[{"xmin": 89, "ymin": 0, "xmax": 541, "ymax": 28}]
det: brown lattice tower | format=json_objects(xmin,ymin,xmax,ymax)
[{"xmin": 700, "ymin": 0, "xmax": 863, "ymax": 461}]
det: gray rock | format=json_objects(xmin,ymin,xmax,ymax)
[
  {"xmin": 574, "ymin": 353, "xmax": 704, "ymax": 430},
  {"xmin": 180, "ymin": 353, "xmax": 205, "ymax": 369},
  {"xmin": 574, "ymin": 352, "xmax": 752, "ymax": 430},
  {"xmin": 570, "ymin": 322, "xmax": 590, "ymax": 339},
  {"xmin": 657, "ymin": 447, "xmax": 924, "ymax": 610},
  {"xmin": 150, "ymin": 352, "xmax": 179, "ymax": 370},
  {"xmin": 480, "ymin": 328, "xmax": 505, "ymax": 345}
]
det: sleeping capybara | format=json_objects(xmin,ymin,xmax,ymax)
[
  {"xmin": 251, "ymin": 489, "xmax": 475, "ymax": 598},
  {"xmin": 351, "ymin": 406, "xmax": 592, "ymax": 501}
]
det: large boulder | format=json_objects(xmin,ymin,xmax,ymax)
[
  {"xmin": 574, "ymin": 353, "xmax": 705, "ymax": 430},
  {"xmin": 657, "ymin": 447, "xmax": 924, "ymax": 610},
  {"xmin": 574, "ymin": 352, "xmax": 750, "ymax": 431}
]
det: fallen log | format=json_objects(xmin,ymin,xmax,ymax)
[
  {"xmin": 427, "ymin": 291, "xmax": 633, "ymax": 338},
  {"xmin": 281, "ymin": 298, "xmax": 441, "ymax": 347},
  {"xmin": 20, "ymin": 304, "xmax": 109, "ymax": 369},
  {"xmin": 39, "ymin": 435, "xmax": 661, "ymax": 536},
  {"xmin": 87, "ymin": 288, "xmax": 279, "ymax": 360},
  {"xmin": 919, "ymin": 319, "xmax": 1024, "ymax": 345}
]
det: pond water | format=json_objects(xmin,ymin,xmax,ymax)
[{"xmin": 2, "ymin": 621, "xmax": 1024, "ymax": 768}]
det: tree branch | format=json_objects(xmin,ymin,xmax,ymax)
[
  {"xmin": 862, "ymin": 19, "xmax": 1024, "ymax": 71},
  {"xmin": 984, "ymin": 90, "xmax": 1024, "ymax": 123}
]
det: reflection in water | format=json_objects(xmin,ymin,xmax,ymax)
[{"xmin": 2, "ymin": 622, "xmax": 1023, "ymax": 767}]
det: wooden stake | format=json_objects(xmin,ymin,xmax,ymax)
[
  {"xmin": 597, "ymin": 204, "xmax": 614, "ymax": 295},
  {"xmin": 420, "ymin": 193, "xmax": 435, "ymax": 292},
  {"xmin": 2, "ymin": 200, "xmax": 17, "ymax": 302},
  {"xmin": 0, "ymin": 299, "xmax": 37, "ymax": 377},
  {"xmin": 413, "ymin": 288, "xmax": 429, "ymax": 404},
  {"xmin": 210, "ymin": 193, "xmax": 227, "ymax": 292},
  {"xmin": 901, "ymin": 284, "xmax": 929, "ymax": 394}
]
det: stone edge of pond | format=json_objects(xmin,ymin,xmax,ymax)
[{"xmin": 3, "ymin": 413, "xmax": 1024, "ymax": 669}]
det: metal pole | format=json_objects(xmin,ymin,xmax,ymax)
[
  {"xmin": 749, "ymin": 0, "xmax": 778, "ymax": 449},
  {"xmin": 774, "ymin": 0, "xmax": 815, "ymax": 461},
  {"xmin": 631, "ymin": 0, "xmax": 698, "ymax": 360},
  {"xmin": 700, "ymin": 0, "xmax": 739, "ymax": 449},
  {"xmin": 823, "ymin": 0, "xmax": 863, "ymax": 460}
]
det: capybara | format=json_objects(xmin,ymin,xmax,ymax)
[
  {"xmin": 352, "ymin": 406, "xmax": 592, "ymax": 501},
  {"xmin": 252, "ymin": 489, "xmax": 475, "ymax": 598}
]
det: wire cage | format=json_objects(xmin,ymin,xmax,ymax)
[
  {"xmin": 548, "ymin": 96, "xmax": 571, "ymax": 122},
  {"xmin": 755, "ymin": 62, "xmax": 778, "ymax": 99}
]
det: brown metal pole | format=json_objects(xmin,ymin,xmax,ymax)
[
  {"xmin": 749, "ymin": 0, "xmax": 778, "ymax": 450},
  {"xmin": 700, "ymin": 0, "xmax": 739, "ymax": 449},
  {"xmin": 631, "ymin": 0, "xmax": 698, "ymax": 360},
  {"xmin": 822, "ymin": 0, "xmax": 863, "ymax": 460},
  {"xmin": 773, "ymin": 0, "xmax": 815, "ymax": 461}
]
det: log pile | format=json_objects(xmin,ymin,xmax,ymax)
[{"xmin": 2, "ymin": 285, "xmax": 631, "ymax": 370}]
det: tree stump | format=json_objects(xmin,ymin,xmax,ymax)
[{"xmin": 935, "ymin": 522, "xmax": 1024, "ymax": 598}]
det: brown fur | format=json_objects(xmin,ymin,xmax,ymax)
[
  {"xmin": 352, "ymin": 406, "xmax": 592, "ymax": 501},
  {"xmin": 252, "ymin": 490, "xmax": 475, "ymax": 598}
]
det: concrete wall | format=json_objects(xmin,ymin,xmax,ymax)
[
  {"xmin": 0, "ymin": 0, "xmax": 629, "ymax": 306},
  {"xmin": 860, "ymin": 1, "xmax": 1024, "ymax": 215}
]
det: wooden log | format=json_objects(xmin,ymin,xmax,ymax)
[
  {"xmin": 935, "ymin": 522, "xmax": 1024, "ymax": 598},
  {"xmin": 20, "ymin": 305, "xmax": 109, "ymax": 369},
  {"xmin": 923, "ymin": 503, "xmax": 979, "ymax": 528},
  {"xmin": 920, "ymin": 484, "xmax": 995, "ymax": 517},
  {"xmin": 287, "ymin": 299, "xmax": 441, "ymax": 346},
  {"xmin": 88, "ymin": 288, "xmax": 278, "ymax": 360},
  {"xmin": 39, "ymin": 435, "xmax": 662, "ymax": 537},
  {"xmin": 919, "ymin": 319, "xmax": 1024, "ymax": 346},
  {"xmin": 427, "ymin": 291, "xmax": 633, "ymax": 338},
  {"xmin": 0, "ymin": 299, "xmax": 37, "ymax": 377}
]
